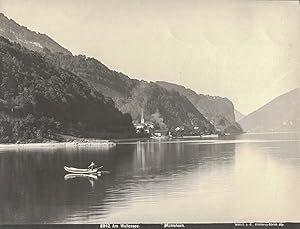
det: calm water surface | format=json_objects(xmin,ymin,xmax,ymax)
[{"xmin": 0, "ymin": 133, "xmax": 300, "ymax": 223}]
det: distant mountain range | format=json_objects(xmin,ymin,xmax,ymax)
[
  {"xmin": 0, "ymin": 12, "xmax": 247, "ymax": 139},
  {"xmin": 239, "ymin": 88, "xmax": 300, "ymax": 132}
]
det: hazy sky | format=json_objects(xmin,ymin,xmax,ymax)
[{"xmin": 1, "ymin": 0, "xmax": 300, "ymax": 114}]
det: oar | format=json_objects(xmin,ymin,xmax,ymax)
[
  {"xmin": 96, "ymin": 166, "xmax": 103, "ymax": 170},
  {"xmin": 99, "ymin": 170, "xmax": 110, "ymax": 174},
  {"xmin": 88, "ymin": 166, "xmax": 103, "ymax": 174}
]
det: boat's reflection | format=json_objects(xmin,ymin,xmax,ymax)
[
  {"xmin": 64, "ymin": 173, "xmax": 100, "ymax": 187},
  {"xmin": 64, "ymin": 173, "xmax": 99, "ymax": 180}
]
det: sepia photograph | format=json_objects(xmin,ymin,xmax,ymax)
[{"xmin": 0, "ymin": 0, "xmax": 300, "ymax": 228}]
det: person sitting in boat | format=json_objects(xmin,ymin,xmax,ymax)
[{"xmin": 88, "ymin": 162, "xmax": 96, "ymax": 170}]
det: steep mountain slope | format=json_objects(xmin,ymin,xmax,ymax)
[
  {"xmin": 43, "ymin": 51, "xmax": 214, "ymax": 132},
  {"xmin": 0, "ymin": 13, "xmax": 71, "ymax": 55},
  {"xmin": 0, "ymin": 13, "xmax": 215, "ymax": 133},
  {"xmin": 156, "ymin": 81, "xmax": 243, "ymax": 133},
  {"xmin": 239, "ymin": 88, "xmax": 300, "ymax": 132},
  {"xmin": 156, "ymin": 81, "xmax": 235, "ymax": 122},
  {"xmin": 0, "ymin": 37, "xmax": 134, "ymax": 143}
]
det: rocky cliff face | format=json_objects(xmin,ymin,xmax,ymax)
[
  {"xmin": 0, "ymin": 13, "xmax": 71, "ymax": 55},
  {"xmin": 156, "ymin": 81, "xmax": 243, "ymax": 134},
  {"xmin": 239, "ymin": 88, "xmax": 300, "ymax": 132},
  {"xmin": 0, "ymin": 37, "xmax": 134, "ymax": 143}
]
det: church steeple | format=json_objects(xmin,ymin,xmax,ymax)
[{"xmin": 141, "ymin": 109, "xmax": 144, "ymax": 124}]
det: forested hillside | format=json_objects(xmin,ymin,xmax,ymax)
[
  {"xmin": 0, "ymin": 37, "xmax": 135, "ymax": 143},
  {"xmin": 43, "ymin": 52, "xmax": 215, "ymax": 132}
]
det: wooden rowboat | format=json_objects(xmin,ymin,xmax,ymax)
[{"xmin": 64, "ymin": 166, "xmax": 103, "ymax": 174}]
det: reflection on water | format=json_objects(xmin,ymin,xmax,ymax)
[{"xmin": 0, "ymin": 133, "xmax": 300, "ymax": 223}]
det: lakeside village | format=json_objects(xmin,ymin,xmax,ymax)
[
  {"xmin": 0, "ymin": 109, "xmax": 220, "ymax": 148},
  {"xmin": 132, "ymin": 110, "xmax": 219, "ymax": 139}
]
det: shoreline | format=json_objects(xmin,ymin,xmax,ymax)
[
  {"xmin": 0, "ymin": 141, "xmax": 116, "ymax": 151},
  {"xmin": 0, "ymin": 132, "xmax": 247, "ymax": 150}
]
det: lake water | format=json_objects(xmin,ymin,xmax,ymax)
[{"xmin": 0, "ymin": 132, "xmax": 300, "ymax": 224}]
